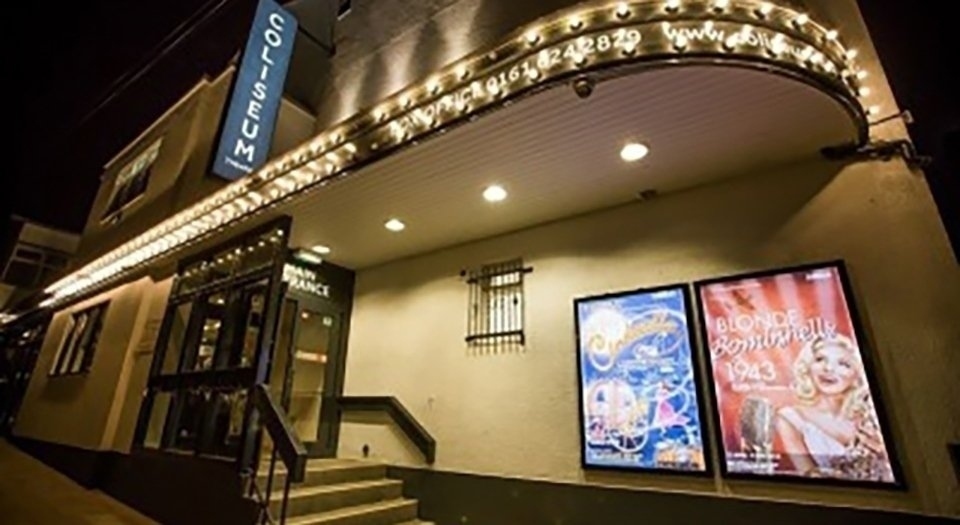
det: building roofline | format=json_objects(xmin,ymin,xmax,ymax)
[
  {"xmin": 9, "ymin": 215, "xmax": 82, "ymax": 237},
  {"xmin": 102, "ymin": 67, "xmax": 235, "ymax": 172}
]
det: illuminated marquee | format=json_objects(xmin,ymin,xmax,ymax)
[{"xmin": 43, "ymin": 0, "xmax": 875, "ymax": 309}]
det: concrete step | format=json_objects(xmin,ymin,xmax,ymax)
[
  {"xmin": 271, "ymin": 479, "xmax": 403, "ymax": 517},
  {"xmin": 259, "ymin": 459, "xmax": 387, "ymax": 488},
  {"xmin": 286, "ymin": 498, "xmax": 418, "ymax": 525}
]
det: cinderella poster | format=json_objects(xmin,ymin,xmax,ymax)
[{"xmin": 575, "ymin": 285, "xmax": 707, "ymax": 472}]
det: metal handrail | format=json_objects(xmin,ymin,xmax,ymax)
[
  {"xmin": 337, "ymin": 396, "xmax": 436, "ymax": 464},
  {"xmin": 249, "ymin": 384, "xmax": 308, "ymax": 525}
]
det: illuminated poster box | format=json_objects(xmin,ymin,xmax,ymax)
[
  {"xmin": 575, "ymin": 285, "xmax": 709, "ymax": 474},
  {"xmin": 694, "ymin": 262, "xmax": 902, "ymax": 486}
]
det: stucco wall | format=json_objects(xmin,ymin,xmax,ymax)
[
  {"xmin": 338, "ymin": 148, "xmax": 960, "ymax": 517},
  {"xmin": 13, "ymin": 277, "xmax": 171, "ymax": 452}
]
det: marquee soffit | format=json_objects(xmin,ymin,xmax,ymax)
[{"xmin": 37, "ymin": 0, "xmax": 874, "ymax": 311}]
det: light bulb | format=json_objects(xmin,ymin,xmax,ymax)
[
  {"xmin": 483, "ymin": 185, "xmax": 508, "ymax": 202},
  {"xmin": 620, "ymin": 142, "xmax": 650, "ymax": 162},
  {"xmin": 385, "ymin": 218, "xmax": 406, "ymax": 232}
]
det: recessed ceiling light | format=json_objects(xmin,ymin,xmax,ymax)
[
  {"xmin": 385, "ymin": 218, "xmax": 406, "ymax": 232},
  {"xmin": 483, "ymin": 185, "xmax": 508, "ymax": 202},
  {"xmin": 311, "ymin": 244, "xmax": 332, "ymax": 255},
  {"xmin": 620, "ymin": 142, "xmax": 650, "ymax": 162}
]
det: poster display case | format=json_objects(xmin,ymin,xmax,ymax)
[
  {"xmin": 575, "ymin": 285, "xmax": 709, "ymax": 474},
  {"xmin": 694, "ymin": 262, "xmax": 902, "ymax": 487}
]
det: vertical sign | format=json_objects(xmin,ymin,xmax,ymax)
[
  {"xmin": 212, "ymin": 0, "xmax": 297, "ymax": 180},
  {"xmin": 696, "ymin": 262, "xmax": 900, "ymax": 485},
  {"xmin": 575, "ymin": 285, "xmax": 709, "ymax": 473}
]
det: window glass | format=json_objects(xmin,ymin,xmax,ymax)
[
  {"xmin": 50, "ymin": 316, "xmax": 77, "ymax": 375},
  {"xmin": 49, "ymin": 302, "xmax": 109, "ymax": 376},
  {"xmin": 4, "ymin": 261, "xmax": 41, "ymax": 288},
  {"xmin": 202, "ymin": 389, "xmax": 248, "ymax": 458},
  {"xmin": 239, "ymin": 231, "xmax": 282, "ymax": 272},
  {"xmin": 143, "ymin": 391, "xmax": 174, "ymax": 449},
  {"xmin": 161, "ymin": 302, "xmax": 194, "ymax": 375},
  {"xmin": 237, "ymin": 284, "xmax": 267, "ymax": 369},
  {"xmin": 169, "ymin": 389, "xmax": 207, "ymax": 453},
  {"xmin": 175, "ymin": 262, "xmax": 211, "ymax": 296},
  {"xmin": 208, "ymin": 249, "xmax": 239, "ymax": 282},
  {"xmin": 102, "ymin": 138, "xmax": 162, "ymax": 220},
  {"xmin": 13, "ymin": 247, "xmax": 43, "ymax": 262},
  {"xmin": 193, "ymin": 293, "xmax": 226, "ymax": 372}
]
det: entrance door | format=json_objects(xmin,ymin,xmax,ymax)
[{"xmin": 270, "ymin": 297, "xmax": 345, "ymax": 457}]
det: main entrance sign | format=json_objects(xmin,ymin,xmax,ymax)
[
  {"xmin": 212, "ymin": 0, "xmax": 298, "ymax": 181},
  {"xmin": 283, "ymin": 263, "xmax": 331, "ymax": 298}
]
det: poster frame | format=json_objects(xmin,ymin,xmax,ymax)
[
  {"xmin": 692, "ymin": 260, "xmax": 905, "ymax": 489},
  {"xmin": 574, "ymin": 283, "xmax": 713, "ymax": 477}
]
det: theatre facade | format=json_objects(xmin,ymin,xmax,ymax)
[{"xmin": 3, "ymin": 1, "xmax": 958, "ymax": 523}]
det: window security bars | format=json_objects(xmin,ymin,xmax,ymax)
[{"xmin": 464, "ymin": 259, "xmax": 531, "ymax": 349}]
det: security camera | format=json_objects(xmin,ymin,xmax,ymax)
[{"xmin": 571, "ymin": 75, "xmax": 596, "ymax": 99}]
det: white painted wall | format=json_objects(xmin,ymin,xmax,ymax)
[
  {"xmin": 339, "ymin": 143, "xmax": 960, "ymax": 517},
  {"xmin": 14, "ymin": 277, "xmax": 171, "ymax": 453}
]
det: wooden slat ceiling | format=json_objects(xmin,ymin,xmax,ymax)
[{"xmin": 280, "ymin": 65, "xmax": 857, "ymax": 269}]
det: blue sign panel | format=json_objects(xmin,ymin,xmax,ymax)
[
  {"xmin": 212, "ymin": 0, "xmax": 297, "ymax": 180},
  {"xmin": 575, "ymin": 286, "xmax": 708, "ymax": 473}
]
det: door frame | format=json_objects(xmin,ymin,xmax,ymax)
[
  {"xmin": 281, "ymin": 289, "xmax": 349, "ymax": 458},
  {"xmin": 277, "ymin": 256, "xmax": 355, "ymax": 458}
]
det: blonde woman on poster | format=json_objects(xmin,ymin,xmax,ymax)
[{"xmin": 774, "ymin": 335, "xmax": 894, "ymax": 482}]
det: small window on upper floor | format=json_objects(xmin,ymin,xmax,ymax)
[
  {"xmin": 337, "ymin": 0, "xmax": 352, "ymax": 19},
  {"xmin": 101, "ymin": 138, "xmax": 163, "ymax": 223},
  {"xmin": 1, "ymin": 243, "xmax": 71, "ymax": 288},
  {"xmin": 49, "ymin": 301, "xmax": 110, "ymax": 376}
]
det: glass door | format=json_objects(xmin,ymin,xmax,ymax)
[
  {"xmin": 270, "ymin": 298, "xmax": 343, "ymax": 455},
  {"xmin": 134, "ymin": 219, "xmax": 291, "ymax": 469}
]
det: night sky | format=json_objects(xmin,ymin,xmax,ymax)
[
  {"xmin": 5, "ymin": 1, "xmax": 957, "ymax": 256},
  {"xmin": 7, "ymin": 0, "xmax": 258, "ymax": 238}
]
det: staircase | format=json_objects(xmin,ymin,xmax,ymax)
[{"xmin": 258, "ymin": 458, "xmax": 431, "ymax": 525}]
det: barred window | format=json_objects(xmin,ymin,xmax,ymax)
[
  {"xmin": 49, "ymin": 302, "xmax": 109, "ymax": 376},
  {"xmin": 465, "ymin": 259, "xmax": 530, "ymax": 348}
]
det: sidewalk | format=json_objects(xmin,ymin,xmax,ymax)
[{"xmin": 0, "ymin": 439, "xmax": 156, "ymax": 524}]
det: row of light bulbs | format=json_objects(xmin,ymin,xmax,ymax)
[{"xmin": 42, "ymin": 0, "xmax": 874, "ymax": 309}]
